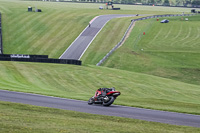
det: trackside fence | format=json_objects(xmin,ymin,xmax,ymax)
[
  {"xmin": 0, "ymin": 54, "xmax": 82, "ymax": 65},
  {"xmin": 96, "ymin": 13, "xmax": 196, "ymax": 66},
  {"xmin": 0, "ymin": 13, "xmax": 2, "ymax": 54}
]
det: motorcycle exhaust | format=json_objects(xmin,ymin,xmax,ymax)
[{"xmin": 103, "ymin": 96, "xmax": 109, "ymax": 102}]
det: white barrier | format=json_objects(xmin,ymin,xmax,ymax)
[{"xmin": 0, "ymin": 13, "xmax": 2, "ymax": 54}]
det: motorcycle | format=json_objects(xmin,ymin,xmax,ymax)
[{"xmin": 88, "ymin": 87, "xmax": 120, "ymax": 106}]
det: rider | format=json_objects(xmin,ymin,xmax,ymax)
[
  {"xmin": 101, "ymin": 88, "xmax": 107, "ymax": 96},
  {"xmin": 96, "ymin": 87, "xmax": 114, "ymax": 97}
]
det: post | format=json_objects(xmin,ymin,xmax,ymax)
[
  {"xmin": 0, "ymin": 12, "xmax": 3, "ymax": 54},
  {"xmin": 35, "ymin": 4, "xmax": 38, "ymax": 12}
]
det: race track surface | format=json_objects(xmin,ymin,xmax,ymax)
[
  {"xmin": 59, "ymin": 14, "xmax": 140, "ymax": 60},
  {"xmin": 0, "ymin": 90, "xmax": 200, "ymax": 128}
]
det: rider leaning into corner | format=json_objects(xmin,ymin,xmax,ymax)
[
  {"xmin": 88, "ymin": 87, "xmax": 120, "ymax": 106},
  {"xmin": 95, "ymin": 87, "xmax": 115, "ymax": 98}
]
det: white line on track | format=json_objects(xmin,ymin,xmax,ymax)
[
  {"xmin": 79, "ymin": 19, "xmax": 110, "ymax": 60},
  {"xmin": 59, "ymin": 16, "xmax": 99, "ymax": 59},
  {"xmin": 59, "ymin": 25, "xmax": 89, "ymax": 59},
  {"xmin": 79, "ymin": 15, "xmax": 136, "ymax": 60}
]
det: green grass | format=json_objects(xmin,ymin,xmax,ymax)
[
  {"xmin": 1, "ymin": 101, "xmax": 200, "ymax": 133},
  {"xmin": 1, "ymin": 0, "xmax": 200, "ymax": 131},
  {"xmin": 83, "ymin": 15, "xmax": 200, "ymax": 86},
  {"xmin": 0, "ymin": 61, "xmax": 200, "ymax": 115},
  {"xmin": 1, "ymin": 0, "xmax": 97, "ymax": 58},
  {"xmin": 0, "ymin": 0, "xmax": 193, "ymax": 58},
  {"xmin": 135, "ymin": 16, "xmax": 200, "ymax": 52}
]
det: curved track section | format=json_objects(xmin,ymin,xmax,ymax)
[
  {"xmin": 59, "ymin": 14, "xmax": 140, "ymax": 60},
  {"xmin": 0, "ymin": 90, "xmax": 200, "ymax": 128}
]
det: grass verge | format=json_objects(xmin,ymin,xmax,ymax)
[{"xmin": 1, "ymin": 101, "xmax": 200, "ymax": 133}]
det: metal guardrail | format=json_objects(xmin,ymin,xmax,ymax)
[
  {"xmin": 96, "ymin": 13, "xmax": 196, "ymax": 66},
  {"xmin": 0, "ymin": 12, "xmax": 3, "ymax": 54},
  {"xmin": 96, "ymin": 20, "xmax": 134, "ymax": 66}
]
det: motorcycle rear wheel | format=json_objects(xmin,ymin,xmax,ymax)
[
  {"xmin": 103, "ymin": 96, "xmax": 115, "ymax": 106},
  {"xmin": 88, "ymin": 97, "xmax": 94, "ymax": 105}
]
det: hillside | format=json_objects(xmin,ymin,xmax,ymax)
[
  {"xmin": 82, "ymin": 15, "xmax": 200, "ymax": 86},
  {"xmin": 0, "ymin": 0, "xmax": 192, "ymax": 58},
  {"xmin": 0, "ymin": 61, "xmax": 200, "ymax": 114},
  {"xmin": 0, "ymin": 0, "xmax": 200, "ymax": 131}
]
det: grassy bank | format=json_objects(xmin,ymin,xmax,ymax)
[
  {"xmin": 0, "ymin": 61, "xmax": 200, "ymax": 115},
  {"xmin": 83, "ymin": 15, "xmax": 200, "ymax": 86},
  {"xmin": 1, "ymin": 101, "xmax": 200, "ymax": 133}
]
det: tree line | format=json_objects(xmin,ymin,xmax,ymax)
[
  {"xmin": 114, "ymin": 0, "xmax": 200, "ymax": 7},
  {"xmin": 39, "ymin": 0, "xmax": 200, "ymax": 7}
]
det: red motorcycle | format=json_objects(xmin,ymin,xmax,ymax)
[{"xmin": 88, "ymin": 87, "xmax": 120, "ymax": 106}]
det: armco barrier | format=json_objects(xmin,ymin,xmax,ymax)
[
  {"xmin": 0, "ymin": 54, "xmax": 81, "ymax": 65},
  {"xmin": 0, "ymin": 12, "xmax": 2, "ymax": 54},
  {"xmin": 96, "ymin": 20, "xmax": 134, "ymax": 66},
  {"xmin": 96, "ymin": 13, "xmax": 196, "ymax": 66}
]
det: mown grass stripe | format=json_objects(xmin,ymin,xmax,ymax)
[
  {"xmin": 190, "ymin": 28, "xmax": 200, "ymax": 47},
  {"xmin": 164, "ymin": 23, "xmax": 174, "ymax": 39},
  {"xmin": 171, "ymin": 22, "xmax": 183, "ymax": 40},
  {"xmin": 182, "ymin": 27, "xmax": 200, "ymax": 47},
  {"xmin": 0, "ymin": 63, "xmax": 33, "ymax": 89},
  {"xmin": 25, "ymin": 11, "xmax": 68, "ymax": 52},
  {"xmin": 169, "ymin": 23, "xmax": 190, "ymax": 47},
  {"xmin": 4, "ymin": 12, "xmax": 53, "ymax": 53},
  {"xmin": 23, "ymin": 12, "xmax": 61, "ymax": 53},
  {"xmin": 26, "ymin": 11, "xmax": 88, "ymax": 57},
  {"xmin": 147, "ymin": 27, "xmax": 163, "ymax": 46},
  {"xmin": 0, "ymin": 5, "xmax": 12, "ymax": 13}
]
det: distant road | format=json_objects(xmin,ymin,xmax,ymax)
[
  {"xmin": 59, "ymin": 14, "xmax": 143, "ymax": 60},
  {"xmin": 1, "ymin": 90, "xmax": 200, "ymax": 128}
]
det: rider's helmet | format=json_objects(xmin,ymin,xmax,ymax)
[{"xmin": 111, "ymin": 87, "xmax": 115, "ymax": 91}]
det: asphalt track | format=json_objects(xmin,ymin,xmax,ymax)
[
  {"xmin": 59, "ymin": 14, "xmax": 143, "ymax": 60},
  {"xmin": 1, "ymin": 90, "xmax": 200, "ymax": 128}
]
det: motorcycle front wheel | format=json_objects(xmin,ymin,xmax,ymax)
[
  {"xmin": 88, "ymin": 97, "xmax": 94, "ymax": 105},
  {"xmin": 103, "ymin": 96, "xmax": 115, "ymax": 106}
]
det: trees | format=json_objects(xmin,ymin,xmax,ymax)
[
  {"xmin": 192, "ymin": 0, "xmax": 200, "ymax": 6},
  {"xmin": 163, "ymin": 0, "xmax": 169, "ymax": 6},
  {"xmin": 59, "ymin": 0, "xmax": 200, "ymax": 7}
]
